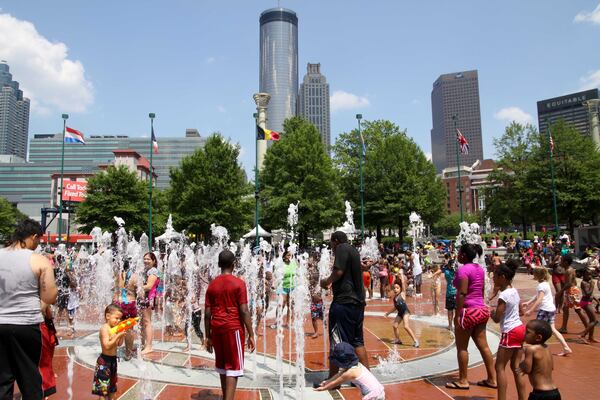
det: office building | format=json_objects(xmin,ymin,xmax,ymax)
[
  {"xmin": 298, "ymin": 63, "xmax": 331, "ymax": 152},
  {"xmin": 537, "ymin": 89, "xmax": 600, "ymax": 143},
  {"xmin": 259, "ymin": 8, "xmax": 298, "ymax": 134},
  {"xmin": 0, "ymin": 62, "xmax": 30, "ymax": 159},
  {"xmin": 431, "ymin": 70, "xmax": 484, "ymax": 173}
]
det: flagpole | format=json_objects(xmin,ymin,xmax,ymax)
[
  {"xmin": 148, "ymin": 113, "xmax": 155, "ymax": 249},
  {"xmin": 356, "ymin": 114, "xmax": 364, "ymax": 242},
  {"xmin": 547, "ymin": 121, "xmax": 559, "ymax": 239},
  {"xmin": 453, "ymin": 114, "xmax": 464, "ymax": 222},
  {"xmin": 58, "ymin": 114, "xmax": 68, "ymax": 244},
  {"xmin": 254, "ymin": 114, "xmax": 260, "ymax": 248}
]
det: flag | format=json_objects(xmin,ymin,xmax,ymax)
[
  {"xmin": 256, "ymin": 125, "xmax": 280, "ymax": 141},
  {"xmin": 549, "ymin": 134, "xmax": 555, "ymax": 153},
  {"xmin": 359, "ymin": 132, "xmax": 367, "ymax": 157},
  {"xmin": 64, "ymin": 127, "xmax": 85, "ymax": 144},
  {"xmin": 456, "ymin": 128, "xmax": 469, "ymax": 155},
  {"xmin": 151, "ymin": 126, "xmax": 158, "ymax": 154}
]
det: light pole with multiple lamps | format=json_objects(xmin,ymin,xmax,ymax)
[{"xmin": 356, "ymin": 114, "xmax": 365, "ymax": 242}]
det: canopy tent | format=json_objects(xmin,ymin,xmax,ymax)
[{"xmin": 243, "ymin": 225, "xmax": 272, "ymax": 238}]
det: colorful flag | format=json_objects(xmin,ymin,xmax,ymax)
[
  {"xmin": 256, "ymin": 125, "xmax": 280, "ymax": 141},
  {"xmin": 359, "ymin": 132, "xmax": 367, "ymax": 157},
  {"xmin": 151, "ymin": 126, "xmax": 158, "ymax": 154},
  {"xmin": 549, "ymin": 134, "xmax": 555, "ymax": 153},
  {"xmin": 456, "ymin": 128, "xmax": 469, "ymax": 155},
  {"xmin": 64, "ymin": 127, "xmax": 85, "ymax": 144}
]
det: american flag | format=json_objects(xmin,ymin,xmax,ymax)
[
  {"xmin": 456, "ymin": 128, "xmax": 469, "ymax": 155},
  {"xmin": 549, "ymin": 134, "xmax": 555, "ymax": 153}
]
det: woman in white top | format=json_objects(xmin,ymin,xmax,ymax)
[{"xmin": 523, "ymin": 267, "xmax": 572, "ymax": 356}]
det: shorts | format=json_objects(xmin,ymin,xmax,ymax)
[
  {"xmin": 0, "ymin": 323, "xmax": 43, "ymax": 400},
  {"xmin": 500, "ymin": 324, "xmax": 526, "ymax": 349},
  {"xmin": 551, "ymin": 274, "xmax": 565, "ymax": 285},
  {"xmin": 115, "ymin": 300, "xmax": 138, "ymax": 319},
  {"xmin": 212, "ymin": 329, "xmax": 245, "ymax": 377},
  {"xmin": 458, "ymin": 306, "xmax": 490, "ymax": 330},
  {"xmin": 579, "ymin": 300, "xmax": 592, "ymax": 308},
  {"xmin": 536, "ymin": 310, "xmax": 556, "ymax": 324},
  {"xmin": 276, "ymin": 287, "xmax": 293, "ymax": 295},
  {"xmin": 565, "ymin": 287, "xmax": 581, "ymax": 309},
  {"xmin": 40, "ymin": 320, "xmax": 58, "ymax": 397},
  {"xmin": 68, "ymin": 307, "xmax": 78, "ymax": 320},
  {"xmin": 528, "ymin": 388, "xmax": 561, "ymax": 400},
  {"xmin": 414, "ymin": 273, "xmax": 422, "ymax": 286},
  {"xmin": 445, "ymin": 295, "xmax": 456, "ymax": 310},
  {"xmin": 363, "ymin": 271, "xmax": 371, "ymax": 288},
  {"xmin": 92, "ymin": 354, "xmax": 118, "ymax": 396},
  {"xmin": 311, "ymin": 302, "xmax": 324, "ymax": 320},
  {"xmin": 329, "ymin": 302, "xmax": 365, "ymax": 348}
]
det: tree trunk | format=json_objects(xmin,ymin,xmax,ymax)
[
  {"xmin": 398, "ymin": 216, "xmax": 403, "ymax": 243},
  {"xmin": 376, "ymin": 225, "xmax": 382, "ymax": 242},
  {"xmin": 521, "ymin": 216, "xmax": 528, "ymax": 240},
  {"xmin": 568, "ymin": 215, "xmax": 574, "ymax": 235}
]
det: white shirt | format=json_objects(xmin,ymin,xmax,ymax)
[
  {"xmin": 411, "ymin": 253, "xmax": 422, "ymax": 276},
  {"xmin": 498, "ymin": 287, "xmax": 523, "ymax": 333},
  {"xmin": 537, "ymin": 281, "xmax": 556, "ymax": 312}
]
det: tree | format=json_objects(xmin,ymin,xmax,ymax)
[
  {"xmin": 76, "ymin": 165, "xmax": 149, "ymax": 234},
  {"xmin": 333, "ymin": 120, "xmax": 445, "ymax": 240},
  {"xmin": 0, "ymin": 196, "xmax": 27, "ymax": 240},
  {"xmin": 432, "ymin": 213, "xmax": 479, "ymax": 238},
  {"xmin": 261, "ymin": 117, "xmax": 343, "ymax": 245},
  {"xmin": 168, "ymin": 133, "xmax": 252, "ymax": 240}
]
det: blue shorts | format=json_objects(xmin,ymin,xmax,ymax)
[
  {"xmin": 328, "ymin": 302, "xmax": 365, "ymax": 348},
  {"xmin": 276, "ymin": 287, "xmax": 293, "ymax": 295}
]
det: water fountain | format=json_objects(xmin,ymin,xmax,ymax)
[{"xmin": 408, "ymin": 211, "xmax": 424, "ymax": 252}]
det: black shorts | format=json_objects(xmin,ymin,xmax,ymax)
[
  {"xmin": 328, "ymin": 302, "xmax": 365, "ymax": 348},
  {"xmin": 445, "ymin": 295, "xmax": 456, "ymax": 310},
  {"xmin": 528, "ymin": 388, "xmax": 561, "ymax": 400},
  {"xmin": 0, "ymin": 323, "xmax": 43, "ymax": 400}
]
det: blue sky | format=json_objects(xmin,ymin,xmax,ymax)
[{"xmin": 1, "ymin": 1, "xmax": 599, "ymax": 174}]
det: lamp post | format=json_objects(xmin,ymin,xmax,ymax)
[
  {"xmin": 356, "ymin": 114, "xmax": 365, "ymax": 242},
  {"xmin": 148, "ymin": 113, "xmax": 155, "ymax": 249},
  {"xmin": 453, "ymin": 114, "xmax": 464, "ymax": 222},
  {"xmin": 254, "ymin": 112, "xmax": 260, "ymax": 249},
  {"xmin": 57, "ymin": 113, "xmax": 68, "ymax": 244},
  {"xmin": 546, "ymin": 120, "xmax": 559, "ymax": 239}
]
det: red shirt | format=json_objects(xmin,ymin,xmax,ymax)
[{"xmin": 205, "ymin": 274, "xmax": 247, "ymax": 333}]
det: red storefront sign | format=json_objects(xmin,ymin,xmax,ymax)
[{"xmin": 62, "ymin": 181, "xmax": 87, "ymax": 202}]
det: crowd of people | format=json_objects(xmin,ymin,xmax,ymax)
[{"xmin": 1, "ymin": 218, "xmax": 599, "ymax": 400}]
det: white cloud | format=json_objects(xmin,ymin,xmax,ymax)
[
  {"xmin": 580, "ymin": 69, "xmax": 600, "ymax": 90},
  {"xmin": 330, "ymin": 90, "xmax": 370, "ymax": 112},
  {"xmin": 206, "ymin": 56, "xmax": 216, "ymax": 64},
  {"xmin": 493, "ymin": 107, "xmax": 533, "ymax": 124},
  {"xmin": 574, "ymin": 3, "xmax": 600, "ymax": 25},
  {"xmin": 425, "ymin": 152, "xmax": 432, "ymax": 161},
  {"xmin": 0, "ymin": 13, "xmax": 93, "ymax": 115}
]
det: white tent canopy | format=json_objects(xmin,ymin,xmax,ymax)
[{"xmin": 243, "ymin": 224, "xmax": 272, "ymax": 238}]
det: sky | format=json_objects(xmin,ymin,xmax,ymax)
[{"xmin": 1, "ymin": 0, "xmax": 599, "ymax": 175}]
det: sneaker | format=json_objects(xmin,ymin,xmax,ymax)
[{"xmin": 413, "ymin": 341, "xmax": 420, "ymax": 348}]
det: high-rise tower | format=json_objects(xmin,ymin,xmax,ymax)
[
  {"xmin": 299, "ymin": 63, "xmax": 331, "ymax": 152},
  {"xmin": 430, "ymin": 70, "xmax": 483, "ymax": 173},
  {"xmin": 259, "ymin": 8, "xmax": 298, "ymax": 134},
  {"xmin": 0, "ymin": 62, "xmax": 30, "ymax": 160}
]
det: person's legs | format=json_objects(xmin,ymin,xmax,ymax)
[
  {"xmin": 283, "ymin": 293, "xmax": 290, "ymax": 327},
  {"xmin": 450, "ymin": 324, "xmax": 471, "ymax": 387},
  {"xmin": 141, "ymin": 308, "xmax": 153, "ymax": 354},
  {"xmin": 219, "ymin": 374, "xmax": 226, "ymax": 396},
  {"xmin": 402, "ymin": 314, "xmax": 418, "ymax": 345},
  {"xmin": 472, "ymin": 323, "xmax": 496, "ymax": 386},
  {"xmin": 559, "ymin": 304, "xmax": 569, "ymax": 332},
  {"xmin": 392, "ymin": 316, "xmax": 401, "ymax": 342},
  {"xmin": 354, "ymin": 346, "xmax": 369, "ymax": 369},
  {"xmin": 550, "ymin": 322, "xmax": 571, "ymax": 354},
  {"xmin": 8, "ymin": 324, "xmax": 43, "ymax": 400},
  {"xmin": 495, "ymin": 347, "xmax": 511, "ymax": 400},
  {"xmin": 447, "ymin": 309, "xmax": 454, "ymax": 330},
  {"xmin": 510, "ymin": 348, "xmax": 526, "ymax": 400},
  {"xmin": 379, "ymin": 277, "xmax": 386, "ymax": 299},
  {"xmin": 223, "ymin": 376, "xmax": 238, "ymax": 400},
  {"xmin": 311, "ymin": 318, "xmax": 319, "ymax": 338},
  {"xmin": 0, "ymin": 325, "xmax": 16, "ymax": 399}
]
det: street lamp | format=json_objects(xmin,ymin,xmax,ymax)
[
  {"xmin": 356, "ymin": 114, "xmax": 365, "ymax": 242},
  {"xmin": 57, "ymin": 113, "xmax": 69, "ymax": 244}
]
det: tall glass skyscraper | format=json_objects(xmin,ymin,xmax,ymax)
[
  {"xmin": 259, "ymin": 8, "xmax": 298, "ymax": 134},
  {"xmin": 0, "ymin": 62, "xmax": 30, "ymax": 160},
  {"xmin": 299, "ymin": 63, "xmax": 331, "ymax": 152}
]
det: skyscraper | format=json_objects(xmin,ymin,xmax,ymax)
[
  {"xmin": 259, "ymin": 8, "xmax": 298, "ymax": 134},
  {"xmin": 0, "ymin": 62, "xmax": 30, "ymax": 160},
  {"xmin": 430, "ymin": 70, "xmax": 483, "ymax": 173},
  {"xmin": 298, "ymin": 63, "xmax": 331, "ymax": 151}
]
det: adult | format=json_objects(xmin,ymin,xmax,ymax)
[
  {"xmin": 140, "ymin": 252, "xmax": 159, "ymax": 355},
  {"xmin": 407, "ymin": 249, "xmax": 423, "ymax": 297},
  {"xmin": 320, "ymin": 231, "xmax": 368, "ymax": 380},
  {"xmin": 204, "ymin": 250, "xmax": 254, "ymax": 400},
  {"xmin": 114, "ymin": 259, "xmax": 138, "ymax": 359},
  {"xmin": 446, "ymin": 243, "xmax": 496, "ymax": 390},
  {"xmin": 0, "ymin": 218, "xmax": 58, "ymax": 400}
]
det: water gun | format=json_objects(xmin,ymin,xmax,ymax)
[{"xmin": 110, "ymin": 317, "xmax": 140, "ymax": 335}]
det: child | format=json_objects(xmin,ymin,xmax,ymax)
[
  {"xmin": 442, "ymin": 254, "xmax": 457, "ymax": 330},
  {"xmin": 66, "ymin": 272, "xmax": 80, "ymax": 337},
  {"xmin": 490, "ymin": 261, "xmax": 526, "ymax": 400},
  {"xmin": 523, "ymin": 268, "xmax": 572, "ymax": 356},
  {"xmin": 92, "ymin": 304, "xmax": 126, "ymax": 399},
  {"xmin": 315, "ymin": 342, "xmax": 385, "ymax": 399},
  {"xmin": 309, "ymin": 262, "xmax": 323, "ymax": 339},
  {"xmin": 430, "ymin": 264, "xmax": 442, "ymax": 316},
  {"xmin": 519, "ymin": 320, "xmax": 561, "ymax": 400},
  {"xmin": 578, "ymin": 268, "xmax": 598, "ymax": 344},
  {"xmin": 384, "ymin": 280, "xmax": 419, "ymax": 347}
]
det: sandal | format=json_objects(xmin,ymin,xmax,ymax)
[
  {"xmin": 476, "ymin": 380, "xmax": 498, "ymax": 389},
  {"xmin": 445, "ymin": 381, "xmax": 469, "ymax": 390}
]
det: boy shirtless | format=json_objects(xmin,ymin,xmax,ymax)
[
  {"xmin": 92, "ymin": 304, "xmax": 126, "ymax": 399},
  {"xmin": 519, "ymin": 319, "xmax": 561, "ymax": 399}
]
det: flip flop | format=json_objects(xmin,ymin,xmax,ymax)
[
  {"xmin": 445, "ymin": 381, "xmax": 469, "ymax": 390},
  {"xmin": 476, "ymin": 380, "xmax": 498, "ymax": 389}
]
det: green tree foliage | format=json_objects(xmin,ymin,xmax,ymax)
[
  {"xmin": 0, "ymin": 196, "xmax": 27, "ymax": 239},
  {"xmin": 168, "ymin": 133, "xmax": 252, "ymax": 240},
  {"xmin": 76, "ymin": 165, "xmax": 149, "ymax": 234},
  {"xmin": 261, "ymin": 117, "xmax": 343, "ymax": 245},
  {"xmin": 432, "ymin": 213, "xmax": 479, "ymax": 238},
  {"xmin": 332, "ymin": 120, "xmax": 445, "ymax": 239}
]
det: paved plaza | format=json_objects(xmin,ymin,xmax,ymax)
[{"xmin": 35, "ymin": 272, "xmax": 599, "ymax": 399}]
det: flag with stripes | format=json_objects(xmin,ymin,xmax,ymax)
[
  {"xmin": 456, "ymin": 128, "xmax": 469, "ymax": 155},
  {"xmin": 64, "ymin": 127, "xmax": 85, "ymax": 144},
  {"xmin": 151, "ymin": 126, "xmax": 158, "ymax": 154},
  {"xmin": 256, "ymin": 125, "xmax": 280, "ymax": 141}
]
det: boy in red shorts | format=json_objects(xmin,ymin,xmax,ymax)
[{"xmin": 204, "ymin": 250, "xmax": 255, "ymax": 400}]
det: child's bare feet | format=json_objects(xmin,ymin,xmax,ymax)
[
  {"xmin": 555, "ymin": 348, "xmax": 572, "ymax": 356},
  {"xmin": 579, "ymin": 337, "xmax": 590, "ymax": 344},
  {"xmin": 141, "ymin": 347, "xmax": 153, "ymax": 355},
  {"xmin": 589, "ymin": 338, "xmax": 600, "ymax": 343}
]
